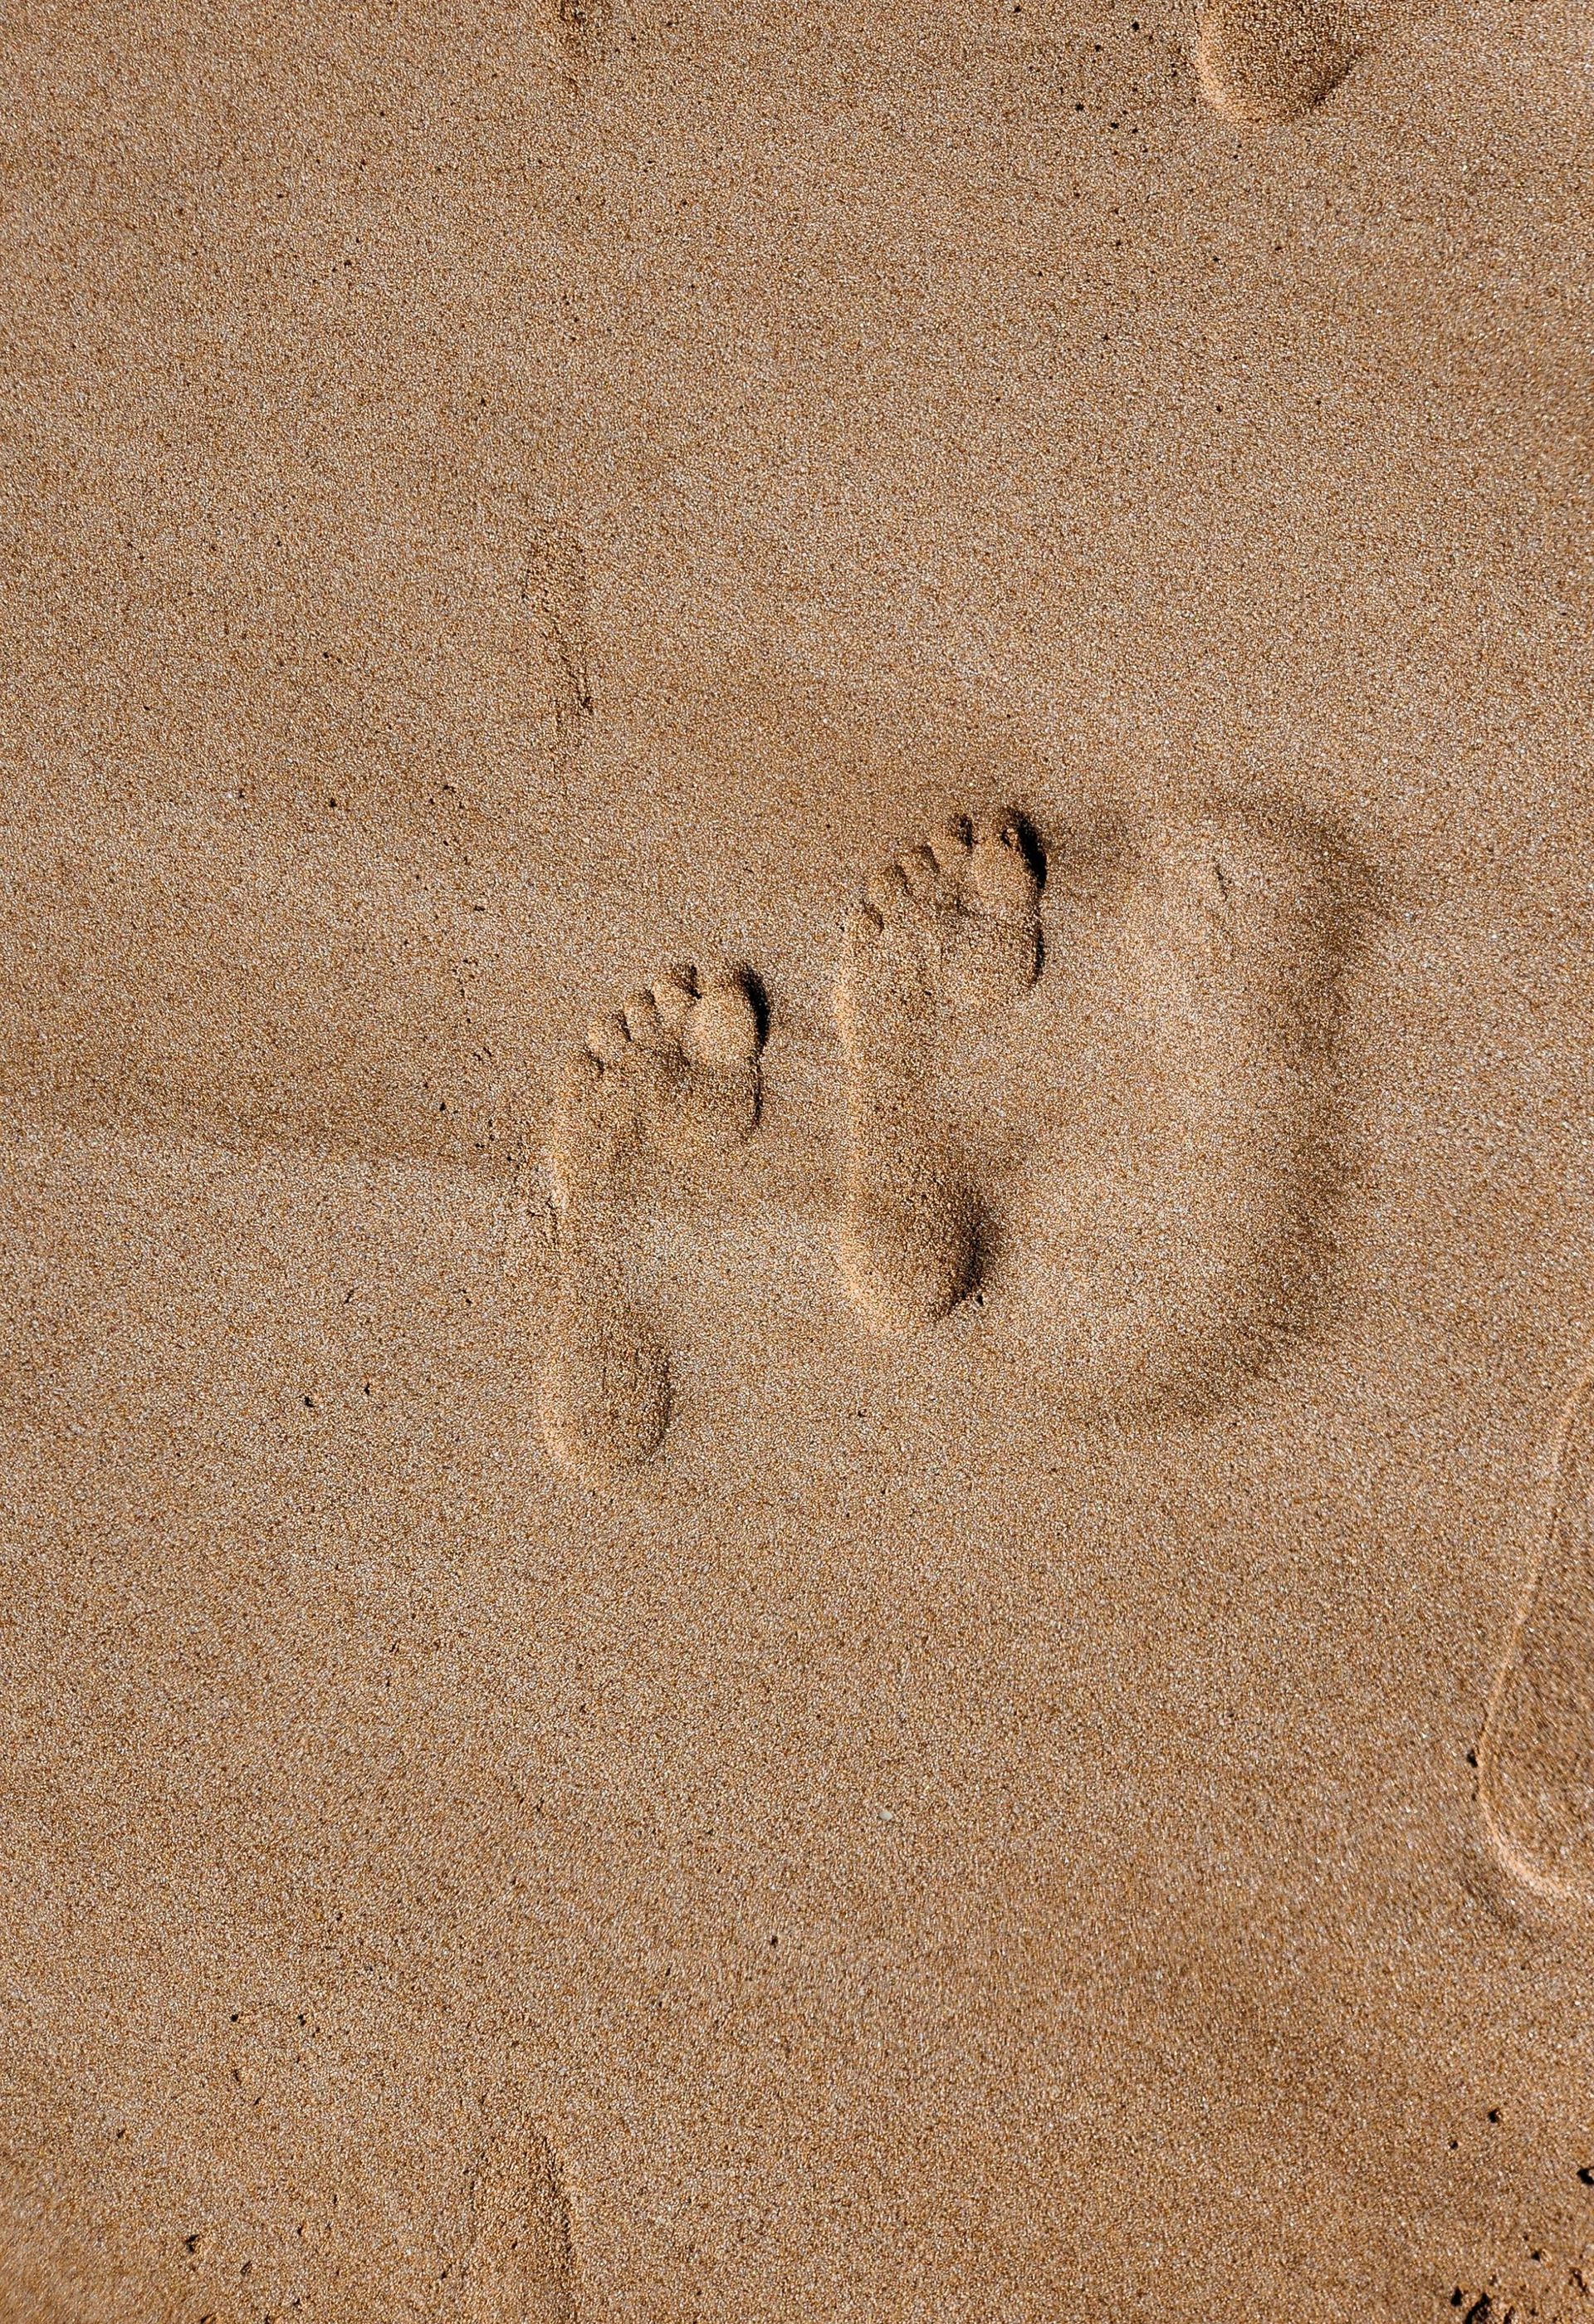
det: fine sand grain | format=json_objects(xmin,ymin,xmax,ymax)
[{"xmin": 3, "ymin": 0, "xmax": 1594, "ymax": 2318}]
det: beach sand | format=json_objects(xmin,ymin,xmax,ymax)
[{"xmin": 3, "ymin": 0, "xmax": 1594, "ymax": 2316}]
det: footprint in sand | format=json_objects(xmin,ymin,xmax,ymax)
[
  {"xmin": 1007, "ymin": 803, "xmax": 1352, "ymax": 1416},
  {"xmin": 834, "ymin": 811, "xmax": 1044, "ymax": 1334},
  {"xmin": 1196, "ymin": 0, "xmax": 1360, "ymax": 124},
  {"xmin": 457, "ymin": 2121, "xmax": 578, "ymax": 2322},
  {"xmin": 540, "ymin": 961, "xmax": 764, "ymax": 1477},
  {"xmin": 1479, "ymin": 1369, "xmax": 1594, "ymax": 1905}
]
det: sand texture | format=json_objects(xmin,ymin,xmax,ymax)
[{"xmin": 4, "ymin": 0, "xmax": 1594, "ymax": 2317}]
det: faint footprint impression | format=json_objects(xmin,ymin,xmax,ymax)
[
  {"xmin": 540, "ymin": 962, "xmax": 764, "ymax": 1477},
  {"xmin": 457, "ymin": 2121, "xmax": 578, "ymax": 2323},
  {"xmin": 834, "ymin": 812, "xmax": 1044, "ymax": 1334},
  {"xmin": 1006, "ymin": 802, "xmax": 1357, "ymax": 1418},
  {"xmin": 1479, "ymin": 1368, "xmax": 1594, "ymax": 1905},
  {"xmin": 1195, "ymin": 0, "xmax": 1361, "ymax": 123}
]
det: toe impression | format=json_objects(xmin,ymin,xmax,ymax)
[
  {"xmin": 971, "ymin": 816, "xmax": 1044, "ymax": 931},
  {"xmin": 687, "ymin": 968, "xmax": 763, "ymax": 1072}
]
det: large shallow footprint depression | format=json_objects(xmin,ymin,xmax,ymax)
[
  {"xmin": 1479, "ymin": 1367, "xmax": 1594, "ymax": 1906},
  {"xmin": 1004, "ymin": 802, "xmax": 1354, "ymax": 1422},
  {"xmin": 539, "ymin": 961, "xmax": 764, "ymax": 1480},
  {"xmin": 833, "ymin": 812, "xmax": 1044, "ymax": 1335}
]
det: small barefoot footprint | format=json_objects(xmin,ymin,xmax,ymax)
[
  {"xmin": 834, "ymin": 813, "xmax": 1044, "ymax": 1333},
  {"xmin": 540, "ymin": 961, "xmax": 764, "ymax": 1477}
]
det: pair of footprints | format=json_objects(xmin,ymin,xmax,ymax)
[{"xmin": 540, "ymin": 812, "xmax": 1044, "ymax": 1479}]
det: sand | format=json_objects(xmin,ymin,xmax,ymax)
[{"xmin": 2, "ymin": 0, "xmax": 1594, "ymax": 2317}]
